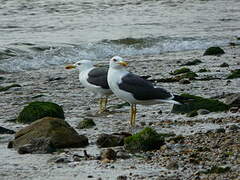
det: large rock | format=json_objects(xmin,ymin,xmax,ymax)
[
  {"xmin": 17, "ymin": 101, "xmax": 64, "ymax": 124},
  {"xmin": 203, "ymin": 47, "xmax": 225, "ymax": 56},
  {"xmin": 172, "ymin": 94, "xmax": 229, "ymax": 114},
  {"xmin": 124, "ymin": 127, "xmax": 165, "ymax": 153},
  {"xmin": 10, "ymin": 117, "xmax": 88, "ymax": 152}
]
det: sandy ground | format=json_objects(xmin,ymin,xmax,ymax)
[{"xmin": 0, "ymin": 46, "xmax": 240, "ymax": 180}]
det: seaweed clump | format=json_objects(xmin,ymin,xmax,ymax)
[
  {"xmin": 172, "ymin": 94, "xmax": 229, "ymax": 114},
  {"xmin": 17, "ymin": 101, "xmax": 65, "ymax": 124},
  {"xmin": 124, "ymin": 127, "xmax": 165, "ymax": 153}
]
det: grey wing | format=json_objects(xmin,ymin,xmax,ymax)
[
  {"xmin": 119, "ymin": 73, "xmax": 172, "ymax": 100},
  {"xmin": 87, "ymin": 67, "xmax": 110, "ymax": 89}
]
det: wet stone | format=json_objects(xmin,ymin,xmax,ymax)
[
  {"xmin": 100, "ymin": 148, "xmax": 117, "ymax": 160},
  {"xmin": 215, "ymin": 128, "xmax": 225, "ymax": 133},
  {"xmin": 96, "ymin": 132, "xmax": 131, "ymax": 148},
  {"xmin": 77, "ymin": 118, "xmax": 96, "ymax": 129},
  {"xmin": 166, "ymin": 161, "xmax": 179, "ymax": 170}
]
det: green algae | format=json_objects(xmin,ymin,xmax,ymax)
[{"xmin": 17, "ymin": 101, "xmax": 64, "ymax": 124}]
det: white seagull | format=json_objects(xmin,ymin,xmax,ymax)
[
  {"xmin": 107, "ymin": 56, "xmax": 185, "ymax": 126},
  {"xmin": 66, "ymin": 60, "xmax": 112, "ymax": 113}
]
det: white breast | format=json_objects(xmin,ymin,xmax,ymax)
[{"xmin": 107, "ymin": 68, "xmax": 137, "ymax": 104}]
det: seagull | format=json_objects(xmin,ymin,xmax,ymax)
[
  {"xmin": 107, "ymin": 56, "xmax": 185, "ymax": 127},
  {"xmin": 65, "ymin": 60, "xmax": 112, "ymax": 113}
]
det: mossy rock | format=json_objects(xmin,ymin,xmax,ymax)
[
  {"xmin": 0, "ymin": 84, "xmax": 21, "ymax": 92},
  {"xmin": 171, "ymin": 67, "xmax": 191, "ymax": 75},
  {"xmin": 227, "ymin": 69, "xmax": 240, "ymax": 79},
  {"xmin": 11, "ymin": 117, "xmax": 88, "ymax": 151},
  {"xmin": 17, "ymin": 101, "xmax": 64, "ymax": 124},
  {"xmin": 172, "ymin": 94, "xmax": 229, "ymax": 114},
  {"xmin": 77, "ymin": 118, "xmax": 96, "ymax": 129},
  {"xmin": 124, "ymin": 127, "xmax": 165, "ymax": 153},
  {"xmin": 181, "ymin": 59, "xmax": 202, "ymax": 66},
  {"xmin": 203, "ymin": 47, "xmax": 225, "ymax": 56}
]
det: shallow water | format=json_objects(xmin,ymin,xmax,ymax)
[{"xmin": 0, "ymin": 0, "xmax": 240, "ymax": 72}]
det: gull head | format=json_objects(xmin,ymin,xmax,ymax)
[
  {"xmin": 109, "ymin": 56, "xmax": 128, "ymax": 69},
  {"xmin": 65, "ymin": 60, "xmax": 95, "ymax": 71}
]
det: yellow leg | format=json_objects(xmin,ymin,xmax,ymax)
[
  {"xmin": 102, "ymin": 97, "xmax": 108, "ymax": 112},
  {"xmin": 130, "ymin": 104, "xmax": 137, "ymax": 127},
  {"xmin": 99, "ymin": 98, "xmax": 103, "ymax": 113}
]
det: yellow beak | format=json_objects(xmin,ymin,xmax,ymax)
[
  {"xmin": 65, "ymin": 64, "xmax": 77, "ymax": 69},
  {"xmin": 118, "ymin": 61, "xmax": 128, "ymax": 67}
]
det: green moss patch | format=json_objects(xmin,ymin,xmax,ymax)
[
  {"xmin": 77, "ymin": 118, "xmax": 96, "ymax": 129},
  {"xmin": 17, "ymin": 101, "xmax": 64, "ymax": 124},
  {"xmin": 227, "ymin": 69, "xmax": 240, "ymax": 79},
  {"xmin": 177, "ymin": 71, "xmax": 198, "ymax": 80},
  {"xmin": 172, "ymin": 94, "xmax": 229, "ymax": 114},
  {"xmin": 203, "ymin": 47, "xmax": 225, "ymax": 56},
  {"xmin": 124, "ymin": 127, "xmax": 165, "ymax": 153}
]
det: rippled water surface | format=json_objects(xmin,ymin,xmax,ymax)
[{"xmin": 0, "ymin": 0, "xmax": 240, "ymax": 71}]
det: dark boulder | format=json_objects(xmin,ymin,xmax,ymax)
[
  {"xmin": 17, "ymin": 101, "xmax": 64, "ymax": 124},
  {"xmin": 203, "ymin": 47, "xmax": 225, "ymax": 56}
]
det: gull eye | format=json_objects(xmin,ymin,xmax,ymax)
[
  {"xmin": 112, "ymin": 59, "xmax": 117, "ymax": 62},
  {"xmin": 77, "ymin": 62, "xmax": 81, "ymax": 65}
]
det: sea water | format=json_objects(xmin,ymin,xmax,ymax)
[{"xmin": 0, "ymin": 0, "xmax": 240, "ymax": 72}]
